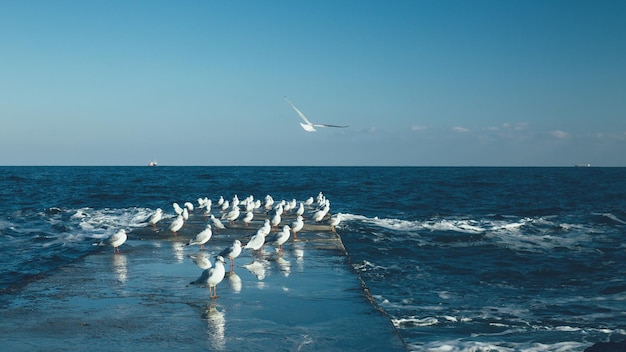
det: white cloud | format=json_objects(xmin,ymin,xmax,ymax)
[
  {"xmin": 410, "ymin": 125, "xmax": 427, "ymax": 132},
  {"xmin": 452, "ymin": 126, "xmax": 470, "ymax": 133},
  {"xmin": 502, "ymin": 122, "xmax": 528, "ymax": 131},
  {"xmin": 551, "ymin": 130, "xmax": 569, "ymax": 139}
]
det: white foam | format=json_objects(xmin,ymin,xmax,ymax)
[
  {"xmin": 392, "ymin": 316, "xmax": 439, "ymax": 328},
  {"xmin": 410, "ymin": 340, "xmax": 587, "ymax": 352},
  {"xmin": 595, "ymin": 212, "xmax": 626, "ymax": 224}
]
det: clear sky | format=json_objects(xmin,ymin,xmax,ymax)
[{"xmin": 1, "ymin": 0, "xmax": 624, "ymax": 166}]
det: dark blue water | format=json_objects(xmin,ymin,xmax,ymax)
[{"xmin": 1, "ymin": 166, "xmax": 625, "ymax": 351}]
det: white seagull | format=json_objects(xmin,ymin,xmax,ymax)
[
  {"xmin": 218, "ymin": 240, "xmax": 242, "ymax": 271},
  {"xmin": 191, "ymin": 256, "xmax": 227, "ymax": 299},
  {"xmin": 242, "ymin": 211, "xmax": 254, "ymax": 227},
  {"xmin": 187, "ymin": 224, "xmax": 213, "ymax": 250},
  {"xmin": 291, "ymin": 215, "xmax": 304, "ymax": 239},
  {"xmin": 173, "ymin": 202, "xmax": 184, "ymax": 215},
  {"xmin": 207, "ymin": 256, "xmax": 226, "ymax": 299},
  {"xmin": 148, "ymin": 208, "xmax": 163, "ymax": 229},
  {"xmin": 103, "ymin": 229, "xmax": 127, "ymax": 254},
  {"xmin": 329, "ymin": 213, "xmax": 342, "ymax": 233},
  {"xmin": 267, "ymin": 225, "xmax": 291, "ymax": 252},
  {"xmin": 169, "ymin": 215, "xmax": 184, "ymax": 236},
  {"xmin": 284, "ymin": 96, "xmax": 348, "ymax": 132},
  {"xmin": 244, "ymin": 230, "xmax": 266, "ymax": 259},
  {"xmin": 221, "ymin": 206, "xmax": 240, "ymax": 225},
  {"xmin": 210, "ymin": 214, "xmax": 227, "ymax": 232},
  {"xmin": 258, "ymin": 219, "xmax": 272, "ymax": 237}
]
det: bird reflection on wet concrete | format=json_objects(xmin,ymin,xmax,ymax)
[
  {"xmin": 112, "ymin": 253, "xmax": 127, "ymax": 283},
  {"xmin": 202, "ymin": 301, "xmax": 226, "ymax": 351}
]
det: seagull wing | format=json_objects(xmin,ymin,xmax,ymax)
[
  {"xmin": 284, "ymin": 96, "xmax": 313, "ymax": 125},
  {"xmin": 313, "ymin": 123, "xmax": 349, "ymax": 128}
]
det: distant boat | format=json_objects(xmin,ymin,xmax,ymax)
[
  {"xmin": 574, "ymin": 164, "xmax": 591, "ymax": 167},
  {"xmin": 148, "ymin": 160, "xmax": 158, "ymax": 167}
]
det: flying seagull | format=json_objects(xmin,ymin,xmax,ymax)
[{"xmin": 284, "ymin": 96, "xmax": 348, "ymax": 132}]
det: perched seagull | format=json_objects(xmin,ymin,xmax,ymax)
[
  {"xmin": 284, "ymin": 96, "xmax": 348, "ymax": 132},
  {"xmin": 270, "ymin": 212, "xmax": 281, "ymax": 229},
  {"xmin": 329, "ymin": 213, "xmax": 342, "ymax": 233},
  {"xmin": 296, "ymin": 202, "xmax": 305, "ymax": 217},
  {"xmin": 258, "ymin": 219, "xmax": 272, "ymax": 237},
  {"xmin": 102, "ymin": 229, "xmax": 127, "ymax": 254},
  {"xmin": 210, "ymin": 214, "xmax": 227, "ymax": 232},
  {"xmin": 312, "ymin": 204, "xmax": 330, "ymax": 223},
  {"xmin": 187, "ymin": 224, "xmax": 213, "ymax": 250},
  {"xmin": 218, "ymin": 240, "xmax": 242, "ymax": 271},
  {"xmin": 221, "ymin": 206, "xmax": 240, "ymax": 225},
  {"xmin": 173, "ymin": 202, "xmax": 184, "ymax": 216},
  {"xmin": 264, "ymin": 195, "xmax": 274, "ymax": 211},
  {"xmin": 291, "ymin": 215, "xmax": 304, "ymax": 239},
  {"xmin": 184, "ymin": 202, "xmax": 194, "ymax": 212},
  {"xmin": 169, "ymin": 215, "xmax": 184, "ymax": 236},
  {"xmin": 191, "ymin": 256, "xmax": 226, "ymax": 299},
  {"xmin": 207, "ymin": 256, "xmax": 226, "ymax": 299},
  {"xmin": 244, "ymin": 230, "xmax": 266, "ymax": 259},
  {"xmin": 148, "ymin": 208, "xmax": 163, "ymax": 229},
  {"xmin": 267, "ymin": 225, "xmax": 291, "ymax": 252},
  {"xmin": 242, "ymin": 211, "xmax": 254, "ymax": 227}
]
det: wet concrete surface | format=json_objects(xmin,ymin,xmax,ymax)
[{"xmin": 0, "ymin": 217, "xmax": 407, "ymax": 351}]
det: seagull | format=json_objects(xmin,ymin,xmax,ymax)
[
  {"xmin": 173, "ymin": 202, "xmax": 184, "ymax": 215},
  {"xmin": 221, "ymin": 206, "xmax": 240, "ymax": 225},
  {"xmin": 182, "ymin": 207, "xmax": 189, "ymax": 221},
  {"xmin": 244, "ymin": 230, "xmax": 266, "ymax": 259},
  {"xmin": 187, "ymin": 224, "xmax": 213, "ymax": 250},
  {"xmin": 329, "ymin": 213, "xmax": 342, "ymax": 233},
  {"xmin": 169, "ymin": 215, "xmax": 184, "ymax": 236},
  {"xmin": 218, "ymin": 240, "xmax": 242, "ymax": 271},
  {"xmin": 296, "ymin": 202, "xmax": 305, "ymax": 217},
  {"xmin": 270, "ymin": 212, "xmax": 281, "ymax": 229},
  {"xmin": 207, "ymin": 256, "xmax": 226, "ymax": 299},
  {"xmin": 267, "ymin": 225, "xmax": 291, "ymax": 252},
  {"xmin": 148, "ymin": 208, "xmax": 163, "ymax": 229},
  {"xmin": 258, "ymin": 219, "xmax": 272, "ymax": 237},
  {"xmin": 191, "ymin": 256, "xmax": 226, "ymax": 299},
  {"xmin": 284, "ymin": 96, "xmax": 348, "ymax": 132},
  {"xmin": 242, "ymin": 211, "xmax": 254, "ymax": 227},
  {"xmin": 103, "ymin": 229, "xmax": 127, "ymax": 254},
  {"xmin": 210, "ymin": 214, "xmax": 227, "ymax": 232},
  {"xmin": 291, "ymin": 215, "xmax": 304, "ymax": 239},
  {"xmin": 312, "ymin": 203, "xmax": 330, "ymax": 223}
]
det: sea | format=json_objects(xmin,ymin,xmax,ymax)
[{"xmin": 1, "ymin": 166, "xmax": 625, "ymax": 351}]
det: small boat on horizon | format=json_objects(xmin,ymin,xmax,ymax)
[{"xmin": 148, "ymin": 160, "xmax": 158, "ymax": 167}]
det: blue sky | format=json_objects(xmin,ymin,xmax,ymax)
[{"xmin": 1, "ymin": 0, "xmax": 624, "ymax": 166}]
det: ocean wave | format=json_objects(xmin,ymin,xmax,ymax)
[
  {"xmin": 0, "ymin": 206, "xmax": 159, "ymax": 290},
  {"xmin": 341, "ymin": 213, "xmax": 600, "ymax": 253},
  {"xmin": 408, "ymin": 340, "xmax": 587, "ymax": 352}
]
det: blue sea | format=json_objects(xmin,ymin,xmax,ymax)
[{"xmin": 1, "ymin": 166, "xmax": 625, "ymax": 351}]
